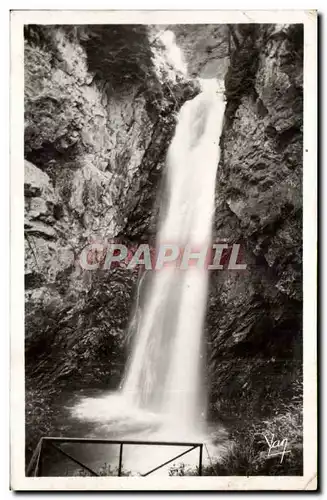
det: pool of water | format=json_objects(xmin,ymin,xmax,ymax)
[{"xmin": 39, "ymin": 388, "xmax": 230, "ymax": 477}]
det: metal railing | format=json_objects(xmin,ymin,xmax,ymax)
[{"xmin": 27, "ymin": 437, "xmax": 204, "ymax": 477}]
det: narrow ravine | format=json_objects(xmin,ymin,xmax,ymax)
[
  {"xmin": 25, "ymin": 23, "xmax": 303, "ymax": 477},
  {"xmin": 70, "ymin": 79, "xmax": 227, "ymax": 476}
]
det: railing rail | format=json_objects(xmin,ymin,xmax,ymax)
[{"xmin": 27, "ymin": 437, "xmax": 204, "ymax": 477}]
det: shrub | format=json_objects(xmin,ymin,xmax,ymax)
[{"xmin": 77, "ymin": 25, "xmax": 155, "ymax": 88}]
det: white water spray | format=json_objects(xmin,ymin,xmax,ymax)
[{"xmin": 122, "ymin": 81, "xmax": 226, "ymax": 436}]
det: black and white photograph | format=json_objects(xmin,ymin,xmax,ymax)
[{"xmin": 10, "ymin": 9, "xmax": 317, "ymax": 491}]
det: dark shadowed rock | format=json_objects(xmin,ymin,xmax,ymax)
[
  {"xmin": 24, "ymin": 25, "xmax": 198, "ymax": 386},
  {"xmin": 206, "ymin": 24, "xmax": 303, "ymax": 421}
]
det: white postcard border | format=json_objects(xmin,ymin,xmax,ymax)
[{"xmin": 10, "ymin": 9, "xmax": 317, "ymax": 491}]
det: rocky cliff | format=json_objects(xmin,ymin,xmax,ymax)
[
  {"xmin": 207, "ymin": 23, "xmax": 302, "ymax": 410},
  {"xmin": 204, "ymin": 24, "xmax": 303, "ymax": 475},
  {"xmin": 24, "ymin": 25, "xmax": 197, "ymax": 387}
]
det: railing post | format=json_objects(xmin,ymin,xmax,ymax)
[
  {"xmin": 118, "ymin": 443, "xmax": 123, "ymax": 476},
  {"xmin": 198, "ymin": 444, "xmax": 203, "ymax": 476},
  {"xmin": 35, "ymin": 438, "xmax": 44, "ymax": 477}
]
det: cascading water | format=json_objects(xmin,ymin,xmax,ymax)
[
  {"xmin": 72, "ymin": 80, "xmax": 227, "ymax": 474},
  {"xmin": 122, "ymin": 81, "xmax": 226, "ymax": 436}
]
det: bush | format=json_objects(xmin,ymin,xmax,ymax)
[
  {"xmin": 77, "ymin": 25, "xmax": 155, "ymax": 88},
  {"xmin": 75, "ymin": 463, "xmax": 133, "ymax": 477},
  {"xmin": 214, "ymin": 408, "xmax": 303, "ymax": 475},
  {"xmin": 168, "ymin": 402, "xmax": 302, "ymax": 477}
]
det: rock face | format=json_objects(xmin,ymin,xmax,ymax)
[
  {"xmin": 24, "ymin": 25, "xmax": 197, "ymax": 386},
  {"xmin": 206, "ymin": 24, "xmax": 303, "ymax": 421},
  {"xmin": 169, "ymin": 24, "xmax": 230, "ymax": 79}
]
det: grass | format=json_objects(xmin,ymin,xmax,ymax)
[
  {"xmin": 214, "ymin": 405, "xmax": 303, "ymax": 475},
  {"xmin": 25, "ymin": 385, "xmax": 60, "ymax": 466},
  {"xmin": 75, "ymin": 463, "xmax": 133, "ymax": 477},
  {"xmin": 168, "ymin": 385, "xmax": 303, "ymax": 476}
]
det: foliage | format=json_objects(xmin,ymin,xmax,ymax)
[
  {"xmin": 216, "ymin": 400, "xmax": 303, "ymax": 475},
  {"xmin": 25, "ymin": 386, "xmax": 60, "ymax": 465},
  {"xmin": 169, "ymin": 463, "xmax": 198, "ymax": 476},
  {"xmin": 168, "ymin": 361, "xmax": 303, "ymax": 476},
  {"xmin": 169, "ymin": 400, "xmax": 302, "ymax": 476},
  {"xmin": 75, "ymin": 463, "xmax": 133, "ymax": 477},
  {"xmin": 77, "ymin": 25, "xmax": 155, "ymax": 88}
]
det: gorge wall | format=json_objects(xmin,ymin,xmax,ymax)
[
  {"xmin": 24, "ymin": 25, "xmax": 197, "ymax": 387},
  {"xmin": 25, "ymin": 24, "xmax": 303, "ymax": 468},
  {"xmin": 207, "ymin": 24, "xmax": 303, "ymax": 426}
]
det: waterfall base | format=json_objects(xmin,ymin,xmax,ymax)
[{"xmin": 71, "ymin": 391, "xmax": 230, "ymax": 476}]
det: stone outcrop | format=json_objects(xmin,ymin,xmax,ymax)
[
  {"xmin": 24, "ymin": 25, "xmax": 197, "ymax": 385},
  {"xmin": 169, "ymin": 24, "xmax": 230, "ymax": 79},
  {"xmin": 206, "ymin": 24, "xmax": 303, "ymax": 422}
]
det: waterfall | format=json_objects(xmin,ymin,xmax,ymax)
[
  {"xmin": 122, "ymin": 81, "xmax": 226, "ymax": 435},
  {"xmin": 72, "ymin": 80, "xmax": 226, "ymax": 450}
]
